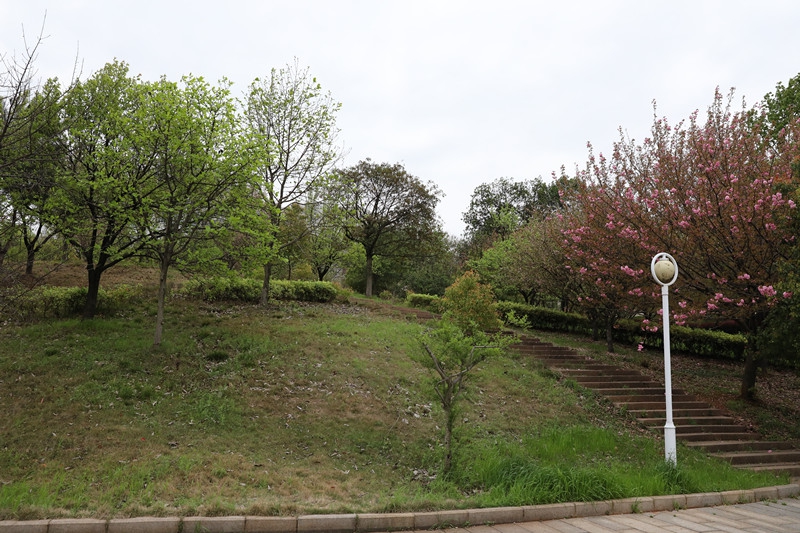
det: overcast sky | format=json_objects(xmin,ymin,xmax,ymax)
[{"xmin": 2, "ymin": 1, "xmax": 799, "ymax": 236}]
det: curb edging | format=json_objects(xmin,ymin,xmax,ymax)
[{"xmin": 1, "ymin": 484, "xmax": 797, "ymax": 533}]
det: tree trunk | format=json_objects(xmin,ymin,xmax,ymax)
[
  {"xmin": 154, "ymin": 256, "xmax": 171, "ymax": 346},
  {"xmin": 365, "ymin": 254, "xmax": 374, "ymax": 297},
  {"xmin": 605, "ymin": 317, "xmax": 615, "ymax": 353},
  {"xmin": 260, "ymin": 263, "xmax": 272, "ymax": 305},
  {"xmin": 83, "ymin": 268, "xmax": 102, "ymax": 319},
  {"xmin": 740, "ymin": 349, "xmax": 761, "ymax": 400},
  {"xmin": 25, "ymin": 246, "xmax": 35, "ymax": 275},
  {"xmin": 443, "ymin": 403, "xmax": 454, "ymax": 476}
]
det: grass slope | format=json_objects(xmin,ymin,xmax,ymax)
[{"xmin": 0, "ymin": 274, "xmax": 790, "ymax": 519}]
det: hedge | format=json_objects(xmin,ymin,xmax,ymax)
[
  {"xmin": 178, "ymin": 277, "xmax": 339, "ymax": 303},
  {"xmin": 496, "ymin": 301, "xmax": 747, "ymax": 361},
  {"xmin": 9, "ymin": 284, "xmax": 148, "ymax": 321}
]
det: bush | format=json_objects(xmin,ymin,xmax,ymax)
[
  {"xmin": 10, "ymin": 284, "xmax": 149, "ymax": 321},
  {"xmin": 405, "ymin": 293, "xmax": 444, "ymax": 313},
  {"xmin": 442, "ymin": 271, "xmax": 502, "ymax": 335},
  {"xmin": 498, "ymin": 301, "xmax": 747, "ymax": 361},
  {"xmin": 179, "ymin": 277, "xmax": 339, "ymax": 303},
  {"xmin": 497, "ymin": 301, "xmax": 591, "ymax": 334}
]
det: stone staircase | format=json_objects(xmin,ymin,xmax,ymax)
[{"xmin": 511, "ymin": 334, "xmax": 800, "ymax": 479}]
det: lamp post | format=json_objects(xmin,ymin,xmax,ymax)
[{"xmin": 651, "ymin": 252, "xmax": 678, "ymax": 466}]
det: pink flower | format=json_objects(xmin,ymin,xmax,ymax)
[
  {"xmin": 783, "ymin": 291, "xmax": 793, "ymax": 299},
  {"xmin": 637, "ymin": 344, "xmax": 644, "ymax": 352},
  {"xmin": 758, "ymin": 285, "xmax": 777, "ymax": 297}
]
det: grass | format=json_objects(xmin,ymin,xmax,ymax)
[{"xmin": 0, "ymin": 267, "xmax": 792, "ymax": 519}]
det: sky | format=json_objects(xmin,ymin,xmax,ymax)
[{"xmin": 2, "ymin": 1, "xmax": 800, "ymax": 237}]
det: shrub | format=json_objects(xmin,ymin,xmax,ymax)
[
  {"xmin": 442, "ymin": 271, "xmax": 502, "ymax": 335},
  {"xmin": 9, "ymin": 284, "xmax": 149, "ymax": 321},
  {"xmin": 179, "ymin": 277, "xmax": 338, "ymax": 303},
  {"xmin": 498, "ymin": 301, "xmax": 747, "ymax": 361},
  {"xmin": 405, "ymin": 293, "xmax": 444, "ymax": 313}
]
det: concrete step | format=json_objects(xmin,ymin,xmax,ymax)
[
  {"xmin": 559, "ymin": 368, "xmax": 643, "ymax": 377},
  {"xmin": 685, "ymin": 440, "xmax": 797, "ymax": 453},
  {"xmin": 574, "ymin": 381, "xmax": 664, "ymax": 390},
  {"xmin": 607, "ymin": 394, "xmax": 708, "ymax": 409},
  {"xmin": 639, "ymin": 416, "xmax": 738, "ymax": 427},
  {"xmin": 713, "ymin": 449, "xmax": 800, "ymax": 466},
  {"xmin": 674, "ymin": 431, "xmax": 760, "ymax": 442},
  {"xmin": 573, "ymin": 373, "xmax": 653, "ymax": 382},
  {"xmin": 741, "ymin": 463, "xmax": 800, "ymax": 477},
  {"xmin": 515, "ymin": 333, "xmax": 800, "ymax": 479},
  {"xmin": 628, "ymin": 408, "xmax": 726, "ymax": 418}
]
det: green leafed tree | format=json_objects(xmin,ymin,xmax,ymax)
[
  {"xmin": 50, "ymin": 60, "xmax": 159, "ymax": 318},
  {"xmin": 335, "ymin": 159, "xmax": 442, "ymax": 297},
  {"xmin": 244, "ymin": 60, "xmax": 342, "ymax": 304},
  {"xmin": 137, "ymin": 74, "xmax": 260, "ymax": 345},
  {"xmin": 461, "ymin": 176, "xmax": 563, "ymax": 255},
  {"xmin": 416, "ymin": 271, "xmax": 512, "ymax": 475}
]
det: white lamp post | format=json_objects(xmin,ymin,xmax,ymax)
[{"xmin": 651, "ymin": 252, "xmax": 678, "ymax": 466}]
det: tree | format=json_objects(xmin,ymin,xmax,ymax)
[
  {"xmin": 763, "ymin": 72, "xmax": 800, "ymax": 142},
  {"xmin": 416, "ymin": 272, "xmax": 511, "ymax": 475},
  {"xmin": 50, "ymin": 60, "xmax": 158, "ymax": 318},
  {"xmin": 461, "ymin": 176, "xmax": 562, "ymax": 254},
  {"xmin": 245, "ymin": 60, "xmax": 342, "ymax": 304},
  {"xmin": 300, "ymin": 183, "xmax": 350, "ymax": 282},
  {"xmin": 563, "ymin": 90, "xmax": 798, "ymax": 398},
  {"xmin": 335, "ymin": 160, "xmax": 442, "ymax": 297},
  {"xmin": 138, "ymin": 75, "xmax": 258, "ymax": 345},
  {"xmin": 0, "ymin": 24, "xmax": 72, "ymax": 272},
  {"xmin": 1, "ymin": 79, "xmax": 64, "ymax": 274}
]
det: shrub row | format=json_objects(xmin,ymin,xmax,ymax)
[
  {"xmin": 178, "ymin": 277, "xmax": 339, "ymax": 303},
  {"xmin": 8, "ymin": 284, "xmax": 148, "ymax": 321},
  {"xmin": 495, "ymin": 301, "xmax": 747, "ymax": 361},
  {"xmin": 405, "ymin": 292, "xmax": 444, "ymax": 313}
]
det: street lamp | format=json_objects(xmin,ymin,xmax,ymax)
[{"xmin": 651, "ymin": 252, "xmax": 678, "ymax": 465}]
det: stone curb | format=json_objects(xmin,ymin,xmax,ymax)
[{"xmin": 1, "ymin": 484, "xmax": 797, "ymax": 533}]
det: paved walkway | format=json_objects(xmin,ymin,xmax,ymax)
[
  {"xmin": 390, "ymin": 498, "xmax": 800, "ymax": 533},
  {"xmin": 406, "ymin": 498, "xmax": 800, "ymax": 533}
]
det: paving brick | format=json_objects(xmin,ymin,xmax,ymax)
[
  {"xmin": 775, "ymin": 483, "xmax": 800, "ymax": 498},
  {"xmin": 753, "ymin": 486, "xmax": 780, "ymax": 501},
  {"xmin": 108, "ymin": 517, "xmax": 181, "ymax": 533},
  {"xmin": 243, "ymin": 516, "xmax": 296, "ymax": 533},
  {"xmin": 182, "ymin": 516, "xmax": 246, "ymax": 533},
  {"xmin": 0, "ymin": 520, "xmax": 49, "ymax": 533},
  {"xmin": 48, "ymin": 519, "xmax": 106, "ymax": 533},
  {"xmin": 651, "ymin": 494, "xmax": 687, "ymax": 511},
  {"xmin": 355, "ymin": 512, "xmax": 414, "ymax": 532},
  {"xmin": 611, "ymin": 497, "xmax": 654, "ymax": 514},
  {"xmin": 467, "ymin": 507, "xmax": 524, "ymax": 526},
  {"xmin": 573, "ymin": 500, "xmax": 612, "ymax": 517},
  {"xmin": 431, "ymin": 509, "xmax": 468, "ymax": 529},
  {"xmin": 719, "ymin": 489, "xmax": 754, "ymax": 504},
  {"xmin": 297, "ymin": 514, "xmax": 355, "ymax": 533},
  {"xmin": 522, "ymin": 502, "xmax": 575, "ymax": 521},
  {"xmin": 684, "ymin": 491, "xmax": 723, "ymax": 509}
]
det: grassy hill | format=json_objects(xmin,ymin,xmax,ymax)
[{"xmin": 0, "ymin": 263, "xmax": 791, "ymax": 519}]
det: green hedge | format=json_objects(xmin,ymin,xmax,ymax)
[
  {"xmin": 405, "ymin": 293, "xmax": 444, "ymax": 313},
  {"xmin": 10, "ymin": 284, "xmax": 148, "ymax": 321},
  {"xmin": 497, "ymin": 301, "xmax": 746, "ymax": 361},
  {"xmin": 179, "ymin": 277, "xmax": 339, "ymax": 303}
]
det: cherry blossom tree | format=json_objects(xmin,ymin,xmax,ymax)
[{"xmin": 562, "ymin": 89, "xmax": 798, "ymax": 399}]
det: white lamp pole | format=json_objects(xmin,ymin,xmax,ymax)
[{"xmin": 651, "ymin": 252, "xmax": 678, "ymax": 466}]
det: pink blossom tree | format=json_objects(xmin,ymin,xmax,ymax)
[{"xmin": 562, "ymin": 89, "xmax": 798, "ymax": 399}]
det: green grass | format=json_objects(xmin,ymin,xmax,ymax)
[{"xmin": 0, "ymin": 296, "xmax": 789, "ymax": 520}]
